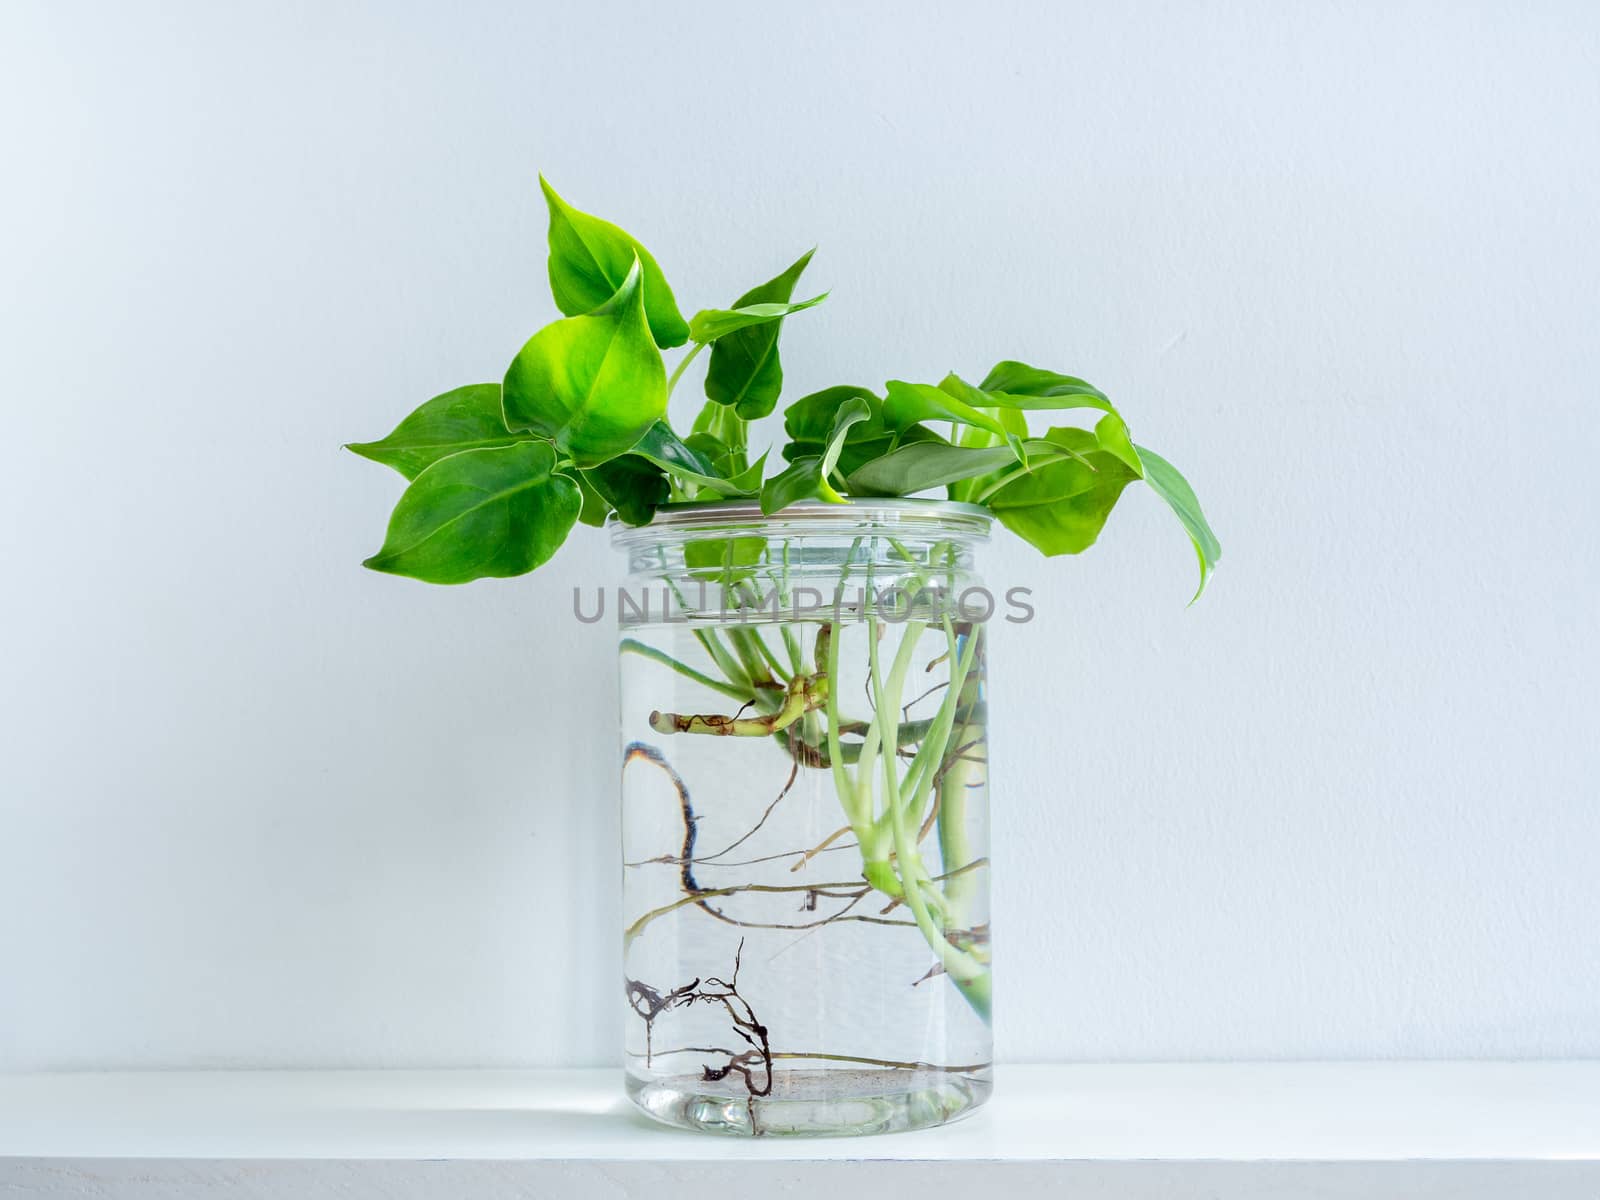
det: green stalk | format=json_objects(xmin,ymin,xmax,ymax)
[
  {"xmin": 896, "ymin": 626, "xmax": 976, "ymax": 821},
  {"xmin": 665, "ymin": 341, "xmax": 704, "ymax": 398},
  {"xmin": 715, "ymin": 403, "xmax": 748, "ymax": 469},
  {"xmin": 936, "ymin": 747, "xmax": 979, "ymax": 919},
  {"xmin": 725, "ymin": 625, "xmax": 779, "ymax": 692},
  {"xmin": 700, "ymin": 629, "xmax": 753, "ymax": 696},
  {"xmin": 776, "ymin": 543, "xmax": 805, "ymax": 675},
  {"xmin": 656, "ymin": 547, "xmax": 752, "ymax": 695},
  {"xmin": 620, "ymin": 638, "xmax": 752, "ymax": 703},
  {"xmin": 935, "ymin": 619, "xmax": 982, "ymax": 919},
  {"xmin": 873, "ymin": 622, "xmax": 989, "ymax": 1014},
  {"xmin": 852, "ymin": 622, "xmax": 892, "ymax": 880},
  {"xmin": 821, "ymin": 622, "xmax": 856, "ymax": 824},
  {"xmin": 730, "ymin": 584, "xmax": 791, "ymax": 682}
]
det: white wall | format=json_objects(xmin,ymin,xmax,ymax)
[{"xmin": 2, "ymin": 0, "xmax": 1596, "ymax": 1071}]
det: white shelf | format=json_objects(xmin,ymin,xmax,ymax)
[{"xmin": 3, "ymin": 1063, "xmax": 1597, "ymax": 1197}]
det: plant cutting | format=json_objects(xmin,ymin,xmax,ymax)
[{"xmin": 348, "ymin": 178, "xmax": 1220, "ymax": 1136}]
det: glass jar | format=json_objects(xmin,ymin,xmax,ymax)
[{"xmin": 611, "ymin": 499, "xmax": 995, "ymax": 1136}]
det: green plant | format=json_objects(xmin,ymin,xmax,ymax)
[
  {"xmin": 348, "ymin": 179, "xmax": 1222, "ymax": 1030},
  {"xmin": 348, "ymin": 177, "xmax": 1220, "ymax": 598}
]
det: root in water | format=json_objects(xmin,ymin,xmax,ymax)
[{"xmin": 625, "ymin": 939, "xmax": 772, "ymax": 1129}]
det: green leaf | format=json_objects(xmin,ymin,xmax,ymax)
[
  {"xmin": 851, "ymin": 430, "xmax": 1098, "ymax": 499},
  {"xmin": 691, "ymin": 399, "xmax": 720, "ymax": 436},
  {"xmin": 362, "ymin": 441, "xmax": 581, "ymax": 584},
  {"xmin": 685, "ymin": 432, "xmax": 742, "ymax": 479},
  {"xmin": 784, "ymin": 420, "xmax": 946, "ymax": 477},
  {"xmin": 679, "ymin": 434, "xmax": 768, "ymax": 498},
  {"xmin": 883, "ymin": 380, "xmax": 1010, "ymax": 441},
  {"xmin": 760, "ymin": 455, "xmax": 837, "ymax": 514},
  {"xmin": 783, "ymin": 431, "xmax": 889, "ymax": 477},
  {"xmin": 345, "ymin": 384, "xmax": 526, "ymax": 480},
  {"xmin": 937, "ymin": 373, "xmax": 1038, "ymax": 472},
  {"xmin": 571, "ymin": 469, "xmax": 610, "ymax": 527},
  {"xmin": 540, "ymin": 176, "xmax": 688, "ymax": 349},
  {"xmin": 502, "ymin": 259, "xmax": 667, "ymax": 469},
  {"xmin": 847, "ymin": 441, "xmax": 1030, "ymax": 497},
  {"xmin": 783, "ymin": 385, "xmax": 885, "ymax": 443},
  {"xmin": 630, "ymin": 421, "xmax": 763, "ymax": 498},
  {"xmin": 716, "ymin": 450, "xmax": 769, "ymax": 498},
  {"xmin": 1134, "ymin": 445, "xmax": 1222, "ymax": 603},
  {"xmin": 760, "ymin": 397, "xmax": 869, "ymax": 515},
  {"xmin": 629, "ymin": 419, "xmax": 717, "ymax": 475},
  {"xmin": 704, "ymin": 249, "xmax": 815, "ymax": 419},
  {"xmin": 1094, "ymin": 412, "xmax": 1144, "ymax": 476},
  {"xmin": 585, "ymin": 455, "xmax": 669, "ymax": 527},
  {"xmin": 688, "ymin": 293, "xmax": 827, "ymax": 343},
  {"xmin": 986, "ymin": 440, "xmax": 1140, "ymax": 557},
  {"xmin": 935, "ymin": 372, "xmax": 1000, "ymax": 412},
  {"xmin": 820, "ymin": 397, "xmax": 872, "ymax": 477},
  {"xmin": 997, "ymin": 406, "xmax": 1030, "ymax": 439},
  {"xmin": 977, "ymin": 360, "xmax": 1115, "ymax": 412}
]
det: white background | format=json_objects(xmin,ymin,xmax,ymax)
[{"xmin": 2, "ymin": 1, "xmax": 1596, "ymax": 1071}]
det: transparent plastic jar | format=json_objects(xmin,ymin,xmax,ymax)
[{"xmin": 612, "ymin": 499, "xmax": 995, "ymax": 1136}]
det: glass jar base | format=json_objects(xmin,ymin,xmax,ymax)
[{"xmin": 626, "ymin": 1068, "xmax": 993, "ymax": 1137}]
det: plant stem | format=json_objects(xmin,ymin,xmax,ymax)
[
  {"xmin": 822, "ymin": 623, "xmax": 858, "ymax": 827},
  {"xmin": 621, "ymin": 638, "xmax": 752, "ymax": 703},
  {"xmin": 655, "ymin": 546, "xmax": 753, "ymax": 695},
  {"xmin": 935, "ymin": 619, "xmax": 982, "ymax": 920},
  {"xmin": 633, "ymin": 534, "xmax": 993, "ymax": 1023},
  {"xmin": 666, "ymin": 341, "xmax": 705, "ymax": 398},
  {"xmin": 878, "ymin": 621, "xmax": 990, "ymax": 1010},
  {"xmin": 713, "ymin": 402, "xmax": 748, "ymax": 466}
]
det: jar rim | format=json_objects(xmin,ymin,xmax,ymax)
[{"xmin": 609, "ymin": 497, "xmax": 993, "ymax": 543}]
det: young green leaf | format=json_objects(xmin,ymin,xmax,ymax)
[
  {"xmin": 977, "ymin": 360, "xmax": 1115, "ymax": 411},
  {"xmin": 783, "ymin": 385, "xmax": 884, "ymax": 443},
  {"xmin": 629, "ymin": 420, "xmax": 718, "ymax": 475},
  {"xmin": 1094, "ymin": 412, "xmax": 1144, "ymax": 476},
  {"xmin": 1134, "ymin": 445, "xmax": 1222, "ymax": 602},
  {"xmin": 585, "ymin": 455, "xmax": 670, "ymax": 526},
  {"xmin": 705, "ymin": 249, "xmax": 815, "ymax": 419},
  {"xmin": 851, "ymin": 431, "xmax": 1099, "ymax": 498},
  {"xmin": 986, "ymin": 442, "xmax": 1140, "ymax": 556},
  {"xmin": 937, "ymin": 373, "xmax": 1036, "ymax": 470},
  {"xmin": 688, "ymin": 399, "xmax": 753, "ymax": 475},
  {"xmin": 847, "ymin": 441, "xmax": 1034, "ymax": 497},
  {"xmin": 362, "ymin": 441, "xmax": 581, "ymax": 584},
  {"xmin": 997, "ymin": 405, "xmax": 1030, "ymax": 439},
  {"xmin": 540, "ymin": 176, "xmax": 688, "ymax": 348},
  {"xmin": 883, "ymin": 380, "xmax": 1010, "ymax": 440},
  {"xmin": 630, "ymin": 421, "xmax": 763, "ymax": 498},
  {"xmin": 961, "ymin": 427, "xmax": 1098, "ymax": 503},
  {"xmin": 345, "ymin": 384, "xmax": 526, "ymax": 480},
  {"xmin": 935, "ymin": 372, "xmax": 1001, "ymax": 413},
  {"xmin": 760, "ymin": 456, "xmax": 838, "ymax": 514},
  {"xmin": 688, "ymin": 293, "xmax": 828, "ymax": 344},
  {"xmin": 785, "ymin": 420, "xmax": 947, "ymax": 473},
  {"xmin": 819, "ymin": 397, "xmax": 872, "ymax": 477},
  {"xmin": 760, "ymin": 396, "xmax": 870, "ymax": 514},
  {"xmin": 679, "ymin": 434, "xmax": 768, "ymax": 499},
  {"xmin": 685, "ymin": 432, "xmax": 741, "ymax": 479},
  {"xmin": 571, "ymin": 469, "xmax": 611, "ymax": 528},
  {"xmin": 727, "ymin": 450, "xmax": 770, "ymax": 495},
  {"xmin": 502, "ymin": 259, "xmax": 667, "ymax": 469},
  {"xmin": 690, "ymin": 399, "xmax": 720, "ymax": 436}
]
